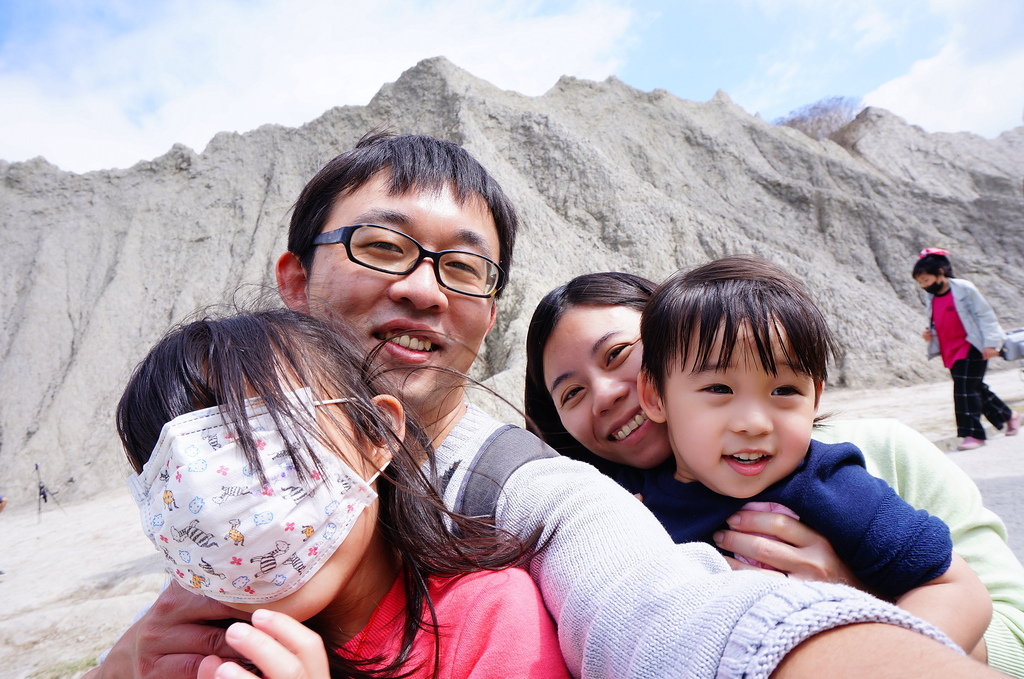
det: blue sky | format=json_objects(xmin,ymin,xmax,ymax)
[{"xmin": 1, "ymin": 0, "xmax": 1021, "ymax": 173}]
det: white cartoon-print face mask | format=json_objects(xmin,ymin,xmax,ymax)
[{"xmin": 127, "ymin": 387, "xmax": 381, "ymax": 604}]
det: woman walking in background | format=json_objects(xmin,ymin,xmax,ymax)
[{"xmin": 913, "ymin": 248, "xmax": 1020, "ymax": 450}]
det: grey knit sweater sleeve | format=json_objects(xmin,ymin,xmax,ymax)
[{"xmin": 437, "ymin": 406, "xmax": 956, "ymax": 679}]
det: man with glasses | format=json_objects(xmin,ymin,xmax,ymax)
[
  {"xmin": 276, "ymin": 140, "xmax": 514, "ymax": 444},
  {"xmin": 89, "ymin": 133, "xmax": 1004, "ymax": 679}
]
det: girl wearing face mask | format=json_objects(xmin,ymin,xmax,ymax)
[
  {"xmin": 912, "ymin": 248, "xmax": 1020, "ymax": 451},
  {"xmin": 526, "ymin": 271, "xmax": 1024, "ymax": 676},
  {"xmin": 120, "ymin": 308, "xmax": 568, "ymax": 679}
]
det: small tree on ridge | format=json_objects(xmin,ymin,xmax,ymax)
[{"xmin": 773, "ymin": 96, "xmax": 863, "ymax": 141}]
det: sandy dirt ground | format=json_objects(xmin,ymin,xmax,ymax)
[
  {"xmin": 1, "ymin": 366, "xmax": 1022, "ymax": 679},
  {"xmin": 818, "ymin": 364, "xmax": 1024, "ymax": 450}
]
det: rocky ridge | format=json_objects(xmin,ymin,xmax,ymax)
[{"xmin": 1, "ymin": 57, "xmax": 1022, "ymax": 505}]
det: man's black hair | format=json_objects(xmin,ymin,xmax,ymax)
[{"xmin": 289, "ymin": 133, "xmax": 519, "ymax": 296}]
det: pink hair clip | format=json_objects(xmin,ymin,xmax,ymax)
[{"xmin": 919, "ymin": 247, "xmax": 949, "ymax": 258}]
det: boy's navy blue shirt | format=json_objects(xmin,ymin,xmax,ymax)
[{"xmin": 618, "ymin": 439, "xmax": 952, "ymax": 600}]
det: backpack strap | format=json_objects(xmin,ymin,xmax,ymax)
[{"xmin": 454, "ymin": 424, "xmax": 559, "ymax": 522}]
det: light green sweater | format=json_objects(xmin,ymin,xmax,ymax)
[{"xmin": 814, "ymin": 418, "xmax": 1024, "ymax": 678}]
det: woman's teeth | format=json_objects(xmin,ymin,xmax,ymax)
[
  {"xmin": 384, "ymin": 333, "xmax": 433, "ymax": 352},
  {"xmin": 613, "ymin": 412, "xmax": 648, "ymax": 441}
]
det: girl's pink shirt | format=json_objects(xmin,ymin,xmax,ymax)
[
  {"xmin": 932, "ymin": 292, "xmax": 972, "ymax": 368},
  {"xmin": 339, "ymin": 568, "xmax": 570, "ymax": 678}
]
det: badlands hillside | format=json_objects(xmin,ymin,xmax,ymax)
[{"xmin": 1, "ymin": 56, "xmax": 1023, "ymax": 506}]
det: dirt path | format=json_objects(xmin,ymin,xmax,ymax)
[
  {"xmin": 818, "ymin": 364, "xmax": 1024, "ymax": 448},
  {"xmin": 0, "ymin": 489, "xmax": 166, "ymax": 679}
]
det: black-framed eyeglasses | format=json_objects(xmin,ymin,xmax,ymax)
[{"xmin": 312, "ymin": 224, "xmax": 506, "ymax": 298}]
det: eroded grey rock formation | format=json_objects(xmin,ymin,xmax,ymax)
[{"xmin": 2, "ymin": 57, "xmax": 1022, "ymax": 503}]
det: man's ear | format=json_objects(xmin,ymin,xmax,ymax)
[
  {"xmin": 277, "ymin": 252, "xmax": 310, "ymax": 314},
  {"xmin": 485, "ymin": 300, "xmax": 497, "ymax": 336},
  {"xmin": 637, "ymin": 370, "xmax": 668, "ymax": 424}
]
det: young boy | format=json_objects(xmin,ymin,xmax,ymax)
[{"xmin": 631, "ymin": 254, "xmax": 991, "ymax": 656}]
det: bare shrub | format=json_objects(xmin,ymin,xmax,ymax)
[{"xmin": 774, "ymin": 96, "xmax": 862, "ymax": 141}]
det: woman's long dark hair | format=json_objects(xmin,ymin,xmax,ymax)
[
  {"xmin": 524, "ymin": 272, "xmax": 656, "ymax": 477},
  {"xmin": 117, "ymin": 306, "xmax": 527, "ymax": 678}
]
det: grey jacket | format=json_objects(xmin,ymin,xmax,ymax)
[{"xmin": 926, "ymin": 277, "xmax": 1005, "ymax": 359}]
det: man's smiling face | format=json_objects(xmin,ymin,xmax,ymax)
[{"xmin": 288, "ymin": 172, "xmax": 499, "ymax": 425}]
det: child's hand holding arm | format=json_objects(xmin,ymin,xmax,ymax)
[
  {"xmin": 896, "ymin": 553, "xmax": 992, "ymax": 660},
  {"xmin": 715, "ymin": 508, "xmax": 867, "ymax": 588},
  {"xmin": 198, "ymin": 609, "xmax": 329, "ymax": 679}
]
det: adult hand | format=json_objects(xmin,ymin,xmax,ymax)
[
  {"xmin": 198, "ymin": 610, "xmax": 329, "ymax": 679},
  {"xmin": 982, "ymin": 347, "xmax": 1000, "ymax": 360},
  {"xmin": 921, "ymin": 329, "xmax": 934, "ymax": 342},
  {"xmin": 83, "ymin": 581, "xmax": 247, "ymax": 679},
  {"xmin": 713, "ymin": 509, "xmax": 866, "ymax": 589}
]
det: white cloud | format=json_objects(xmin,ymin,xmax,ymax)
[
  {"xmin": 727, "ymin": 1, "xmax": 921, "ymax": 119},
  {"xmin": 852, "ymin": 9, "xmax": 899, "ymax": 51},
  {"xmin": 863, "ymin": 0, "xmax": 1024, "ymax": 136},
  {"xmin": 863, "ymin": 43, "xmax": 1024, "ymax": 136},
  {"xmin": 0, "ymin": 0, "xmax": 632, "ymax": 173}
]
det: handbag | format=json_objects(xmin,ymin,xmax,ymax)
[{"xmin": 1001, "ymin": 328, "xmax": 1024, "ymax": 361}]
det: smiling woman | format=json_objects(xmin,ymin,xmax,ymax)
[
  {"xmin": 543, "ymin": 305, "xmax": 653, "ymax": 463},
  {"xmin": 526, "ymin": 271, "xmax": 662, "ymax": 474}
]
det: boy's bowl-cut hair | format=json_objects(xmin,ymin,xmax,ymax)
[{"xmin": 640, "ymin": 254, "xmax": 841, "ymax": 394}]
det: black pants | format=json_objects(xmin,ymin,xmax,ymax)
[{"xmin": 950, "ymin": 346, "xmax": 1013, "ymax": 439}]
